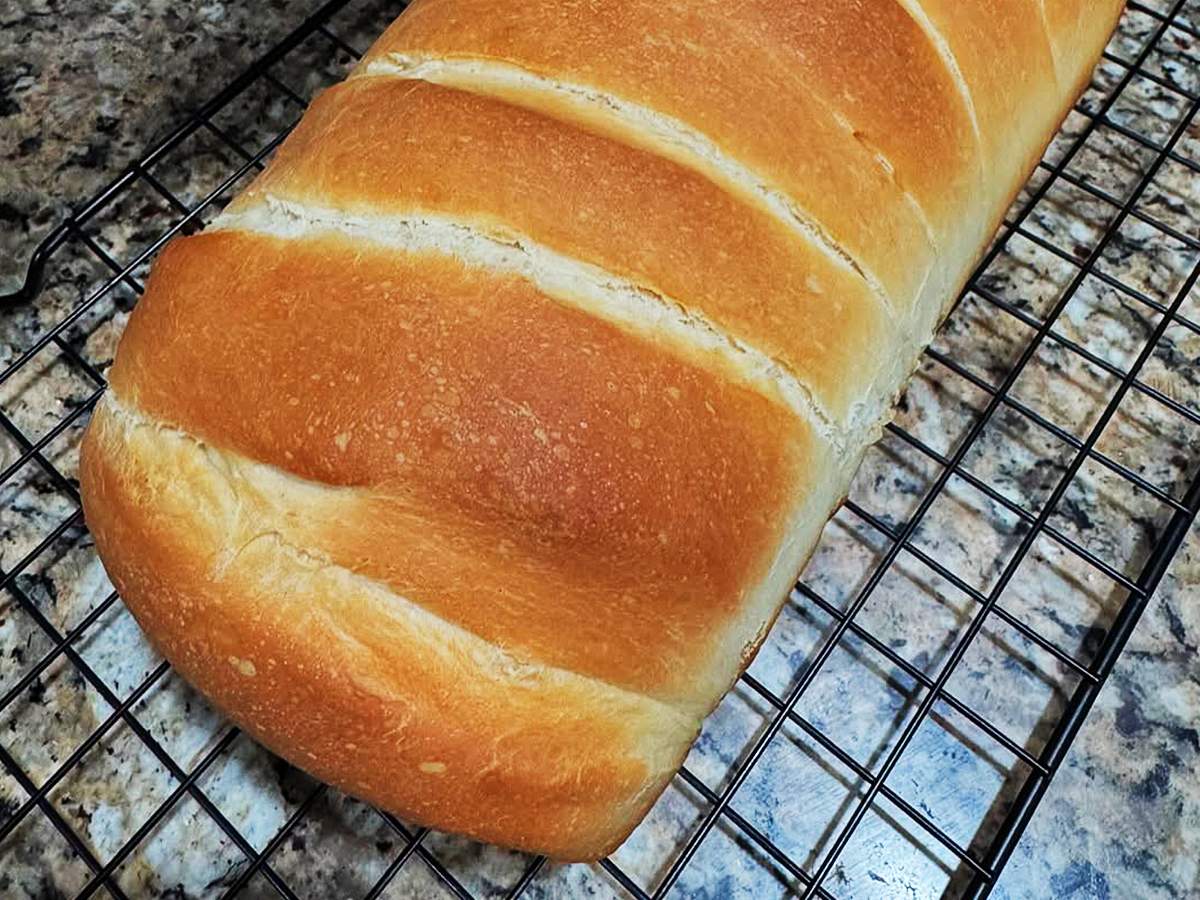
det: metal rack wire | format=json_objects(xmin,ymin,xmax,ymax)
[{"xmin": 1, "ymin": 1, "xmax": 1197, "ymax": 897}]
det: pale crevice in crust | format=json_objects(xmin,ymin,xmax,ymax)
[
  {"xmin": 1035, "ymin": 0, "xmax": 1066, "ymax": 89},
  {"xmin": 210, "ymin": 195, "xmax": 876, "ymax": 449},
  {"xmin": 708, "ymin": 10, "xmax": 944, "ymax": 264},
  {"xmin": 98, "ymin": 389, "xmax": 704, "ymax": 728},
  {"xmin": 890, "ymin": 0, "xmax": 994, "ymax": 351},
  {"xmin": 895, "ymin": 0, "xmax": 987, "ymax": 181},
  {"xmin": 789, "ymin": 86, "xmax": 941, "ymax": 266},
  {"xmin": 350, "ymin": 54, "xmax": 907, "ymax": 327}
]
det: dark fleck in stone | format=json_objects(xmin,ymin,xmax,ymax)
[
  {"xmin": 1114, "ymin": 690, "xmax": 1145, "ymax": 738},
  {"xmin": 1134, "ymin": 761, "xmax": 1171, "ymax": 801},
  {"xmin": 1050, "ymin": 860, "xmax": 1111, "ymax": 900}
]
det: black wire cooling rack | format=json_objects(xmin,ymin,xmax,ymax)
[{"xmin": 1, "ymin": 1, "xmax": 1199, "ymax": 898}]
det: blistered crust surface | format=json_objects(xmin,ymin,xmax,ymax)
[{"xmin": 108, "ymin": 229, "xmax": 820, "ymax": 702}]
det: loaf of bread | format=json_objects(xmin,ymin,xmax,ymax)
[{"xmin": 80, "ymin": 0, "xmax": 1124, "ymax": 861}]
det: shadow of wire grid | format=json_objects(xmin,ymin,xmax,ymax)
[{"xmin": 1, "ymin": 0, "xmax": 1198, "ymax": 898}]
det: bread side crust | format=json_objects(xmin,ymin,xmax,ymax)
[{"xmin": 81, "ymin": 396, "xmax": 701, "ymax": 860}]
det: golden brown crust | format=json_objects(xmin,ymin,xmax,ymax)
[
  {"xmin": 732, "ymin": 0, "xmax": 980, "ymax": 237},
  {"xmin": 79, "ymin": 400, "xmax": 696, "ymax": 860},
  {"xmin": 902, "ymin": 0, "xmax": 1059, "ymax": 203},
  {"xmin": 364, "ymin": 0, "xmax": 935, "ymax": 308},
  {"xmin": 921, "ymin": 0, "xmax": 1126, "ymax": 332},
  {"xmin": 107, "ymin": 229, "xmax": 821, "ymax": 703},
  {"xmin": 236, "ymin": 77, "xmax": 890, "ymax": 423},
  {"xmin": 1043, "ymin": 0, "xmax": 1126, "ymax": 91}
]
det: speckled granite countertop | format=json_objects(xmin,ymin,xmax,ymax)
[{"xmin": 1, "ymin": 2, "xmax": 1198, "ymax": 899}]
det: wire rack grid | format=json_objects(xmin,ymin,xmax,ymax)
[{"xmin": 0, "ymin": 1, "xmax": 1198, "ymax": 898}]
